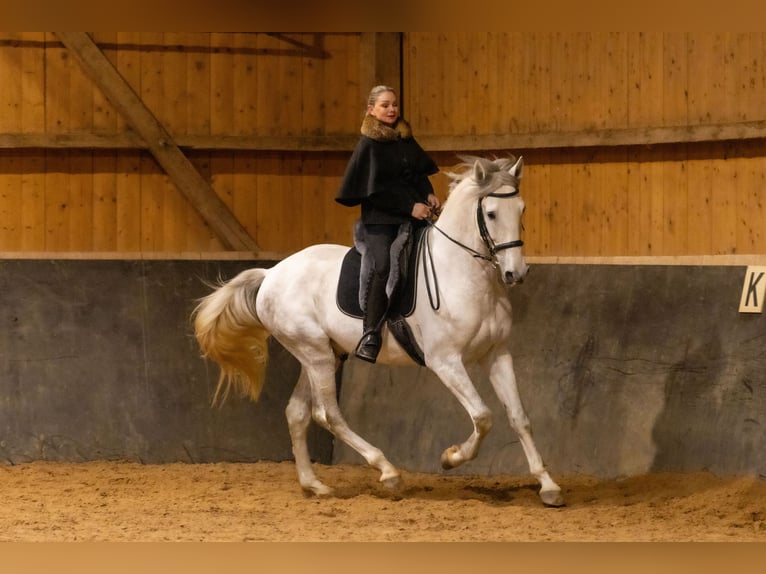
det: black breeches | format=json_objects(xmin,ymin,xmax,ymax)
[
  {"xmin": 364, "ymin": 224, "xmax": 399, "ymax": 280},
  {"xmin": 361, "ymin": 224, "xmax": 399, "ymax": 332}
]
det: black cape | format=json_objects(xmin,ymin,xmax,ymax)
[{"xmin": 335, "ymin": 135, "xmax": 439, "ymax": 209}]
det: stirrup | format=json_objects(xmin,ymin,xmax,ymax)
[{"xmin": 354, "ymin": 332, "xmax": 381, "ymax": 364}]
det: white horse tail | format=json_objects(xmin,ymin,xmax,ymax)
[{"xmin": 193, "ymin": 268, "xmax": 271, "ymax": 405}]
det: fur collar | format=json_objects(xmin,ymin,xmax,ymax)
[{"xmin": 361, "ymin": 115, "xmax": 413, "ymax": 141}]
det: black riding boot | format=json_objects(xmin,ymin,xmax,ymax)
[{"xmin": 355, "ymin": 273, "xmax": 388, "ymax": 363}]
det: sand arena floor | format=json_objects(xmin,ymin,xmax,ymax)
[{"xmin": 1, "ymin": 460, "xmax": 766, "ymax": 542}]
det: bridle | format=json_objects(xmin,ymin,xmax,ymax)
[
  {"xmin": 476, "ymin": 188, "xmax": 525, "ymax": 257},
  {"xmin": 422, "ymin": 187, "xmax": 524, "ymax": 309},
  {"xmin": 426, "ymin": 187, "xmax": 524, "ymax": 267}
]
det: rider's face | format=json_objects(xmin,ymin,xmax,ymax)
[{"xmin": 367, "ymin": 91, "xmax": 399, "ymax": 125}]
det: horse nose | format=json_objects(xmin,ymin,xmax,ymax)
[
  {"xmin": 504, "ymin": 270, "xmax": 524, "ymax": 285},
  {"xmin": 504, "ymin": 265, "xmax": 529, "ymax": 285}
]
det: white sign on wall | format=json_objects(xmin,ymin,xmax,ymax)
[{"xmin": 739, "ymin": 266, "xmax": 766, "ymax": 313}]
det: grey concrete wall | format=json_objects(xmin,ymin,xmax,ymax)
[
  {"xmin": 335, "ymin": 264, "xmax": 766, "ymax": 479},
  {"xmin": 0, "ymin": 259, "xmax": 332, "ymax": 465},
  {"xmin": 3, "ymin": 259, "xmax": 763, "ymax": 480}
]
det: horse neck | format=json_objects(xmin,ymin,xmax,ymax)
[
  {"xmin": 433, "ymin": 194, "xmax": 485, "ymax": 254},
  {"xmin": 429, "ymin": 196, "xmax": 499, "ymax": 287}
]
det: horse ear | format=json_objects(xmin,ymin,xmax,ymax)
[
  {"xmin": 510, "ymin": 156, "xmax": 524, "ymax": 179},
  {"xmin": 473, "ymin": 159, "xmax": 487, "ymax": 183}
]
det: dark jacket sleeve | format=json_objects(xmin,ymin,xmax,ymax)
[{"xmin": 335, "ymin": 138, "xmax": 378, "ymax": 207}]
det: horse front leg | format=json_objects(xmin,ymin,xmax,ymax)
[
  {"xmin": 484, "ymin": 348, "xmax": 564, "ymax": 507},
  {"xmin": 428, "ymin": 358, "xmax": 494, "ymax": 469}
]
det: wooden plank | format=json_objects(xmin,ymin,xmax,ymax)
[
  {"xmin": 0, "ymin": 150, "xmax": 22, "ymax": 250},
  {"xmin": 490, "ymin": 32, "xmax": 509, "ymax": 134},
  {"xmin": 115, "ymin": 151, "xmax": 142, "ymax": 252},
  {"xmin": 210, "ymin": 32, "xmax": 234, "ymax": 136},
  {"xmin": 685, "ymin": 145, "xmax": 713, "ymax": 256},
  {"xmin": 625, "ymin": 149, "xmax": 642, "ymax": 255},
  {"xmin": 0, "ymin": 251, "xmax": 762, "ymax": 266},
  {"xmin": 524, "ymin": 152, "xmax": 552, "ymax": 256},
  {"xmin": 527, "ymin": 32, "xmax": 552, "ymax": 133},
  {"xmin": 745, "ymin": 139, "xmax": 766, "ymax": 252},
  {"xmin": 734, "ymin": 140, "xmax": 764, "ymax": 254},
  {"xmin": 640, "ymin": 148, "xmax": 664, "ymax": 255},
  {"xmin": 0, "ymin": 32, "xmax": 22, "ymax": 132},
  {"xmin": 524, "ymin": 254, "xmax": 766, "ymax": 266},
  {"xmin": 232, "ymin": 33, "xmax": 258, "ymax": 137},
  {"xmin": 209, "ymin": 33, "xmax": 236, "ymax": 252},
  {"xmin": 185, "ymin": 33, "xmax": 214, "ymax": 250},
  {"xmin": 405, "ymin": 33, "xmax": 439, "ymax": 134},
  {"xmin": 5, "ymin": 117, "xmax": 766, "ymax": 152},
  {"xmin": 55, "ymin": 31, "xmax": 258, "ymax": 252},
  {"xmin": 0, "ymin": 250, "xmax": 283, "ymax": 260},
  {"xmin": 162, "ymin": 32, "xmax": 188, "ymax": 251},
  {"xmin": 44, "ymin": 34, "xmax": 71, "ymax": 250},
  {"xmin": 0, "ymin": 33, "xmax": 22, "ymax": 251},
  {"xmin": 90, "ymin": 33, "xmax": 118, "ymax": 251},
  {"xmin": 67, "ymin": 32, "xmax": 95, "ymax": 251},
  {"xmin": 661, "ymin": 34, "xmax": 689, "ymax": 255},
  {"xmin": 20, "ymin": 32, "xmax": 45, "ymax": 251},
  {"xmin": 20, "ymin": 152, "xmax": 45, "ymax": 250},
  {"xmin": 710, "ymin": 146, "xmax": 737, "ymax": 254},
  {"xmin": 742, "ymin": 34, "xmax": 765, "ymax": 123},
  {"xmin": 139, "ymin": 32, "xmax": 166, "ymax": 252},
  {"xmin": 547, "ymin": 151, "xmax": 573, "ymax": 256},
  {"xmin": 257, "ymin": 33, "xmax": 304, "ymax": 138},
  {"xmin": 114, "ymin": 32, "xmax": 142, "ymax": 252},
  {"xmin": 359, "ymin": 33, "xmax": 401, "ymax": 100},
  {"xmin": 468, "ymin": 33, "xmax": 489, "ymax": 135}
]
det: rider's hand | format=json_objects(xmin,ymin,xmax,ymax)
[
  {"xmin": 427, "ymin": 194, "xmax": 442, "ymax": 213},
  {"xmin": 411, "ymin": 202, "xmax": 432, "ymax": 220}
]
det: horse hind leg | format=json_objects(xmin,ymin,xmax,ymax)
[
  {"xmin": 291, "ymin": 344, "xmax": 402, "ymax": 491},
  {"xmin": 286, "ymin": 368, "xmax": 333, "ymax": 497}
]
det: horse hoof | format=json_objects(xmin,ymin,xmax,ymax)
[
  {"xmin": 302, "ymin": 483, "xmax": 334, "ymax": 498},
  {"xmin": 540, "ymin": 488, "xmax": 565, "ymax": 507},
  {"xmin": 380, "ymin": 474, "xmax": 402, "ymax": 490},
  {"xmin": 440, "ymin": 446, "xmax": 460, "ymax": 470}
]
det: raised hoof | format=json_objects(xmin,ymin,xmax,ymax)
[
  {"xmin": 440, "ymin": 445, "xmax": 460, "ymax": 470},
  {"xmin": 540, "ymin": 488, "xmax": 565, "ymax": 507}
]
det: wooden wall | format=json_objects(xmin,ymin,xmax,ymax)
[
  {"xmin": 0, "ymin": 32, "xmax": 361, "ymax": 255},
  {"xmin": 407, "ymin": 33, "xmax": 766, "ymax": 257},
  {"xmin": 0, "ymin": 32, "xmax": 764, "ymax": 258}
]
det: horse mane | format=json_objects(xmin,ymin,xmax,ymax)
[{"xmin": 445, "ymin": 154, "xmax": 519, "ymax": 195}]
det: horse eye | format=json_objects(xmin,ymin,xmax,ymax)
[{"xmin": 486, "ymin": 211, "xmax": 496, "ymax": 220}]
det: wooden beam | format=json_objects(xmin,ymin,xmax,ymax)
[
  {"xmin": 418, "ymin": 120, "xmax": 766, "ymax": 151},
  {"xmin": 6, "ymin": 118, "xmax": 766, "ymax": 152},
  {"xmin": 359, "ymin": 33, "xmax": 402, "ymax": 100},
  {"xmin": 0, "ymin": 132, "xmax": 358, "ymax": 151},
  {"xmin": 54, "ymin": 32, "xmax": 258, "ymax": 252}
]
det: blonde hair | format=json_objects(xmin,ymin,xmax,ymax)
[{"xmin": 366, "ymin": 85, "xmax": 397, "ymax": 107}]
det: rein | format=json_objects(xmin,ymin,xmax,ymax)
[{"xmin": 422, "ymin": 188, "xmax": 524, "ymax": 310}]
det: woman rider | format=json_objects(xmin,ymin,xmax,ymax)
[{"xmin": 336, "ymin": 85, "xmax": 441, "ymax": 363}]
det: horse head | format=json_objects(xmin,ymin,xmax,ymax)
[{"xmin": 448, "ymin": 155, "xmax": 529, "ymax": 286}]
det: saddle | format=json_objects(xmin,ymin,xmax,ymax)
[{"xmin": 336, "ymin": 221, "xmax": 427, "ymax": 365}]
